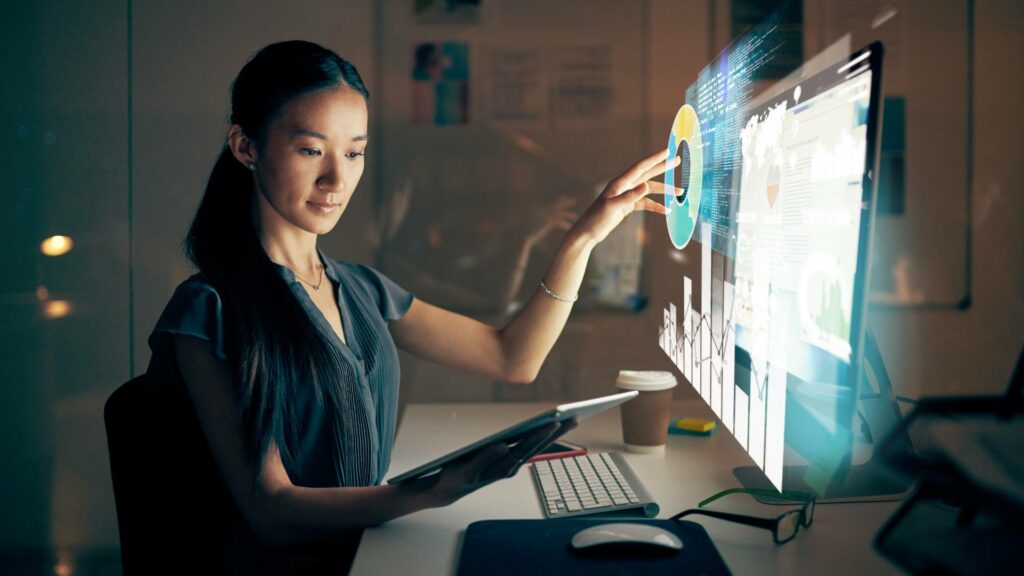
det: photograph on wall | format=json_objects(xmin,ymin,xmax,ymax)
[{"xmin": 412, "ymin": 41, "xmax": 470, "ymax": 125}]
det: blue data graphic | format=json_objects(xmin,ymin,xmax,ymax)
[{"xmin": 672, "ymin": 8, "xmax": 795, "ymax": 258}]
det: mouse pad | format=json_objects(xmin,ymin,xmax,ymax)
[{"xmin": 457, "ymin": 519, "xmax": 732, "ymax": 576}]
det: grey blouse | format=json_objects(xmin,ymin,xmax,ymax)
[{"xmin": 146, "ymin": 252, "xmax": 413, "ymax": 488}]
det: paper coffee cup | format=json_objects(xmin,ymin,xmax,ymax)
[{"xmin": 615, "ymin": 370, "xmax": 677, "ymax": 454}]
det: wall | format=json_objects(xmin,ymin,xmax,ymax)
[
  {"xmin": 870, "ymin": 0, "xmax": 1024, "ymax": 398},
  {"xmin": 1, "ymin": 0, "xmax": 129, "ymax": 553}
]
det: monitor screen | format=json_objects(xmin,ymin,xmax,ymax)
[
  {"xmin": 732, "ymin": 50, "xmax": 879, "ymax": 491},
  {"xmin": 659, "ymin": 40, "xmax": 883, "ymax": 493}
]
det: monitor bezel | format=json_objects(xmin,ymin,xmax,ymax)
[{"xmin": 846, "ymin": 40, "xmax": 886, "ymax": 447}]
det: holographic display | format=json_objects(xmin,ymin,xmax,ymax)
[
  {"xmin": 680, "ymin": 7, "xmax": 800, "ymax": 258},
  {"xmin": 659, "ymin": 18, "xmax": 883, "ymax": 493}
]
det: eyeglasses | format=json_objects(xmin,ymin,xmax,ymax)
[{"xmin": 669, "ymin": 488, "xmax": 816, "ymax": 545}]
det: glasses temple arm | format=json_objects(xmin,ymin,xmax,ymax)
[
  {"xmin": 699, "ymin": 488, "xmax": 813, "ymax": 507},
  {"xmin": 673, "ymin": 508, "xmax": 778, "ymax": 531}
]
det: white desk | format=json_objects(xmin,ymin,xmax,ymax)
[{"xmin": 351, "ymin": 400, "xmax": 903, "ymax": 575}]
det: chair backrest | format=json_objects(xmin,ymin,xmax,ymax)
[
  {"xmin": 104, "ymin": 374, "xmax": 229, "ymax": 573},
  {"xmin": 106, "ymin": 374, "xmax": 364, "ymax": 574}
]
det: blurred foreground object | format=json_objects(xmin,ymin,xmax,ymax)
[{"xmin": 873, "ymin": 348, "xmax": 1024, "ymax": 575}]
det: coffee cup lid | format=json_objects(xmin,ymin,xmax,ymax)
[{"xmin": 615, "ymin": 370, "xmax": 677, "ymax": 391}]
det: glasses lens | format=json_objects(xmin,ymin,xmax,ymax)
[
  {"xmin": 776, "ymin": 510, "xmax": 801, "ymax": 543},
  {"xmin": 803, "ymin": 499, "xmax": 815, "ymax": 527}
]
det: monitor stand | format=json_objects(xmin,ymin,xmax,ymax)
[{"xmin": 733, "ymin": 330, "xmax": 915, "ymax": 503}]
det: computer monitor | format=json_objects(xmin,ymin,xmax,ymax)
[
  {"xmin": 658, "ymin": 14, "xmax": 908, "ymax": 499},
  {"xmin": 729, "ymin": 42, "xmax": 905, "ymax": 499}
]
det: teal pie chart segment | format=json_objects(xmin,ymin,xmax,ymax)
[{"xmin": 664, "ymin": 104, "xmax": 704, "ymax": 250}]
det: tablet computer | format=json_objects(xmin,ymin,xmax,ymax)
[{"xmin": 387, "ymin": 390, "xmax": 638, "ymax": 484}]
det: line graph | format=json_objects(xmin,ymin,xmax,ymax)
[{"xmin": 658, "ymin": 227, "xmax": 787, "ymax": 489}]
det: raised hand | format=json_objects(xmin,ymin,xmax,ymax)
[{"xmin": 571, "ymin": 149, "xmax": 680, "ymax": 246}]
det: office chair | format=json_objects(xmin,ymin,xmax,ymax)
[
  {"xmin": 104, "ymin": 374, "xmax": 229, "ymax": 573},
  {"xmin": 105, "ymin": 374, "xmax": 362, "ymax": 574}
]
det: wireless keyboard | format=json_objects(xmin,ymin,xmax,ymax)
[{"xmin": 531, "ymin": 452, "xmax": 659, "ymax": 519}]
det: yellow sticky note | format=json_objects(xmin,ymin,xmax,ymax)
[{"xmin": 671, "ymin": 417, "xmax": 717, "ymax": 434}]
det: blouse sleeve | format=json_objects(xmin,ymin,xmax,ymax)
[
  {"xmin": 346, "ymin": 263, "xmax": 415, "ymax": 322},
  {"xmin": 148, "ymin": 275, "xmax": 228, "ymax": 360}
]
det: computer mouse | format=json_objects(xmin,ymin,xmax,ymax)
[{"xmin": 570, "ymin": 523, "xmax": 683, "ymax": 556}]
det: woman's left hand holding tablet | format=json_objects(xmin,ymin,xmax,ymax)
[{"xmin": 423, "ymin": 419, "xmax": 578, "ymax": 507}]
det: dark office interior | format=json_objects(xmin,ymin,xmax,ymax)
[{"xmin": 2, "ymin": 1, "xmax": 1021, "ymax": 574}]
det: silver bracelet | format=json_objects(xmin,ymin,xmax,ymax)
[{"xmin": 539, "ymin": 279, "xmax": 578, "ymax": 303}]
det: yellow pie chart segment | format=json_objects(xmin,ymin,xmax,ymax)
[{"xmin": 664, "ymin": 104, "xmax": 703, "ymax": 250}]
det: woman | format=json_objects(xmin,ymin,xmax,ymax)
[{"xmin": 147, "ymin": 40, "xmax": 676, "ymax": 570}]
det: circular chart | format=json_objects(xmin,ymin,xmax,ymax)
[{"xmin": 664, "ymin": 104, "xmax": 704, "ymax": 249}]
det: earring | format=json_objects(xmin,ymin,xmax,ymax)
[{"xmin": 247, "ymin": 163, "xmax": 255, "ymax": 170}]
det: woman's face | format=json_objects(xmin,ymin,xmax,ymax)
[{"xmin": 252, "ymin": 86, "xmax": 368, "ymax": 237}]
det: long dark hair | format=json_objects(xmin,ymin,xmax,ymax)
[{"xmin": 185, "ymin": 40, "xmax": 370, "ymax": 486}]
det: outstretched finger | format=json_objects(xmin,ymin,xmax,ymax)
[
  {"xmin": 630, "ymin": 181, "xmax": 677, "ymax": 203},
  {"xmin": 612, "ymin": 181, "xmax": 651, "ymax": 206},
  {"xmin": 643, "ymin": 181, "xmax": 678, "ymax": 203},
  {"xmin": 632, "ymin": 155, "xmax": 681, "ymax": 187},
  {"xmin": 636, "ymin": 198, "xmax": 668, "ymax": 215},
  {"xmin": 620, "ymin": 150, "xmax": 678, "ymax": 188},
  {"xmin": 645, "ymin": 181, "xmax": 669, "ymax": 195}
]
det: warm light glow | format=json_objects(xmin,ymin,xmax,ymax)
[
  {"xmin": 36, "ymin": 285, "xmax": 50, "ymax": 300},
  {"xmin": 54, "ymin": 549, "xmax": 73, "ymax": 576},
  {"xmin": 41, "ymin": 235, "xmax": 74, "ymax": 256},
  {"xmin": 510, "ymin": 133, "xmax": 543, "ymax": 155},
  {"xmin": 42, "ymin": 299, "xmax": 72, "ymax": 319}
]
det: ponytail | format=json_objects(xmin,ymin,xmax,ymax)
[{"xmin": 183, "ymin": 40, "xmax": 370, "ymax": 486}]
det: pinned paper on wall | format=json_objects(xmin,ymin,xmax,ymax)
[
  {"xmin": 552, "ymin": 45, "xmax": 615, "ymax": 130},
  {"xmin": 485, "ymin": 48, "xmax": 546, "ymax": 125}
]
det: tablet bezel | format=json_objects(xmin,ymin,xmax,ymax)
[{"xmin": 386, "ymin": 390, "xmax": 638, "ymax": 484}]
